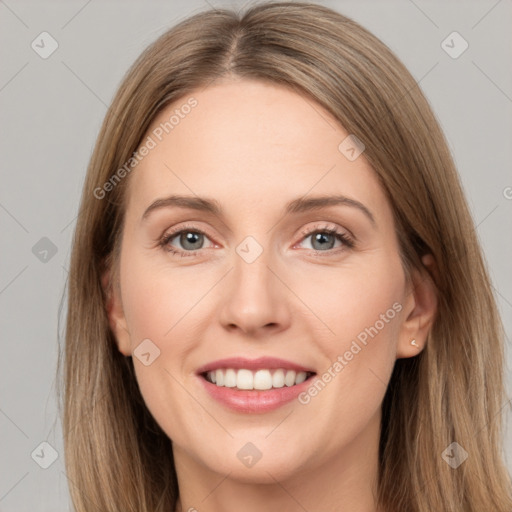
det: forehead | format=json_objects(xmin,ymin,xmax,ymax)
[{"xmin": 124, "ymin": 79, "xmax": 389, "ymax": 222}]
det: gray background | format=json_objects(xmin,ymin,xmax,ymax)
[{"xmin": 1, "ymin": 1, "xmax": 511, "ymax": 510}]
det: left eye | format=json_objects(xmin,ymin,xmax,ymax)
[{"xmin": 298, "ymin": 229, "xmax": 349, "ymax": 251}]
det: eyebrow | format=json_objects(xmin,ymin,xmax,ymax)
[{"xmin": 141, "ymin": 194, "xmax": 376, "ymax": 227}]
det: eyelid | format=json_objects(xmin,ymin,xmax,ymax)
[
  {"xmin": 297, "ymin": 221, "xmax": 354, "ymax": 242},
  {"xmin": 162, "ymin": 222, "xmax": 216, "ymax": 241}
]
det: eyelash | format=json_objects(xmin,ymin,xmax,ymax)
[{"xmin": 158, "ymin": 223, "xmax": 355, "ymax": 258}]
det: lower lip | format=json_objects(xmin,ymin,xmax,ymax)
[{"xmin": 197, "ymin": 374, "xmax": 315, "ymax": 413}]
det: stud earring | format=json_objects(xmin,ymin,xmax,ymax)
[{"xmin": 411, "ymin": 339, "xmax": 419, "ymax": 348}]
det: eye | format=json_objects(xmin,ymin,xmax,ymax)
[
  {"xmin": 159, "ymin": 224, "xmax": 215, "ymax": 257},
  {"xmin": 296, "ymin": 224, "xmax": 354, "ymax": 254}
]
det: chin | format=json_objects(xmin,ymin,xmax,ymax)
[{"xmin": 194, "ymin": 440, "xmax": 308, "ymax": 484}]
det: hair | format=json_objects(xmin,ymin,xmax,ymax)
[{"xmin": 57, "ymin": 1, "xmax": 512, "ymax": 511}]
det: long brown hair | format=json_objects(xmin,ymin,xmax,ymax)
[{"xmin": 57, "ymin": 2, "xmax": 512, "ymax": 510}]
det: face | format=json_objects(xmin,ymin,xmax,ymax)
[{"xmin": 106, "ymin": 78, "xmax": 434, "ymax": 483}]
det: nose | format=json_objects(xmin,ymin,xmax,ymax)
[{"xmin": 218, "ymin": 249, "xmax": 292, "ymax": 337}]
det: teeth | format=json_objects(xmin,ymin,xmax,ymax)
[
  {"xmin": 205, "ymin": 368, "xmax": 311, "ymax": 390},
  {"xmin": 253, "ymin": 369, "xmax": 272, "ymax": 390},
  {"xmin": 272, "ymin": 369, "xmax": 285, "ymax": 388},
  {"xmin": 237, "ymin": 369, "xmax": 254, "ymax": 390},
  {"xmin": 284, "ymin": 370, "xmax": 296, "ymax": 387},
  {"xmin": 295, "ymin": 371, "xmax": 307, "ymax": 384},
  {"xmin": 224, "ymin": 368, "xmax": 237, "ymax": 388}
]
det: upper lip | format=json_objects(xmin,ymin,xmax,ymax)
[{"xmin": 196, "ymin": 356, "xmax": 316, "ymax": 375}]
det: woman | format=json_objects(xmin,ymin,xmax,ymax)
[{"xmin": 58, "ymin": 2, "xmax": 512, "ymax": 511}]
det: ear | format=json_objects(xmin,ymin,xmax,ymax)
[
  {"xmin": 101, "ymin": 268, "xmax": 132, "ymax": 356},
  {"xmin": 396, "ymin": 254, "xmax": 438, "ymax": 358}
]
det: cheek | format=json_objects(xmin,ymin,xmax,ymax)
[
  {"xmin": 119, "ymin": 246, "xmax": 212, "ymax": 409},
  {"xmin": 293, "ymin": 254, "xmax": 404, "ymax": 434},
  {"xmin": 294, "ymin": 254, "xmax": 404, "ymax": 349},
  {"xmin": 121, "ymin": 249, "xmax": 206, "ymax": 348},
  {"xmin": 120, "ymin": 252, "xmax": 203, "ymax": 442},
  {"xmin": 291, "ymin": 254, "xmax": 404, "ymax": 417}
]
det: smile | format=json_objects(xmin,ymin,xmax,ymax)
[
  {"xmin": 202, "ymin": 368, "xmax": 315, "ymax": 390},
  {"xmin": 195, "ymin": 356, "xmax": 317, "ymax": 413}
]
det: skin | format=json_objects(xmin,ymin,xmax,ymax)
[{"xmin": 105, "ymin": 78, "xmax": 437, "ymax": 512}]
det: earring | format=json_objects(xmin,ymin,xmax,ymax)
[{"xmin": 410, "ymin": 339, "xmax": 419, "ymax": 348}]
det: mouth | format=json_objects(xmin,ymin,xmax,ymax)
[
  {"xmin": 200, "ymin": 368, "xmax": 316, "ymax": 390},
  {"xmin": 195, "ymin": 356, "xmax": 317, "ymax": 413}
]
